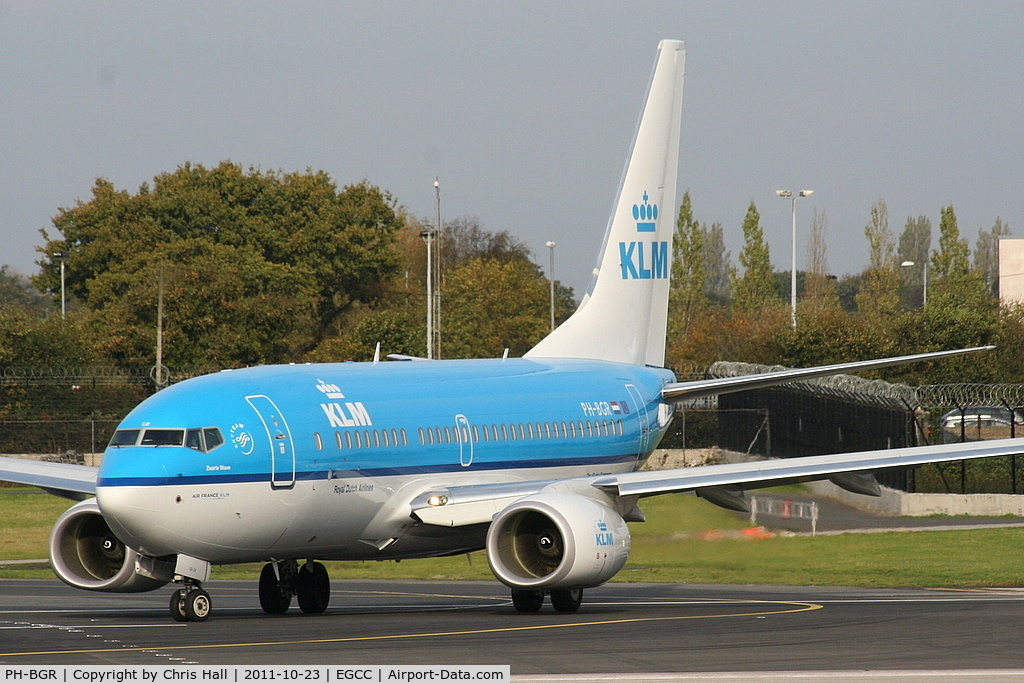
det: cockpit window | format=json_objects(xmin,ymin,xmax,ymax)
[
  {"xmin": 185, "ymin": 429, "xmax": 203, "ymax": 451},
  {"xmin": 108, "ymin": 429, "xmax": 140, "ymax": 447},
  {"xmin": 140, "ymin": 429, "xmax": 185, "ymax": 446},
  {"xmin": 203, "ymin": 427, "xmax": 225, "ymax": 451},
  {"xmin": 184, "ymin": 427, "xmax": 225, "ymax": 453},
  {"xmin": 111, "ymin": 427, "xmax": 224, "ymax": 451}
]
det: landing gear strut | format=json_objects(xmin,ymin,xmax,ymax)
[{"xmin": 258, "ymin": 559, "xmax": 331, "ymax": 615}]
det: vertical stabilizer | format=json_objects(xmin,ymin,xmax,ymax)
[{"xmin": 525, "ymin": 39, "xmax": 685, "ymax": 367}]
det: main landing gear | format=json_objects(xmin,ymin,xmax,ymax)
[
  {"xmin": 259, "ymin": 559, "xmax": 331, "ymax": 615},
  {"xmin": 511, "ymin": 588, "xmax": 584, "ymax": 613}
]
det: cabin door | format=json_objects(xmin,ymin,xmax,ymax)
[
  {"xmin": 625, "ymin": 383, "xmax": 650, "ymax": 461},
  {"xmin": 455, "ymin": 414, "xmax": 474, "ymax": 467},
  {"xmin": 246, "ymin": 394, "xmax": 296, "ymax": 489}
]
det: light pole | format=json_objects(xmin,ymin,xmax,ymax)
[
  {"xmin": 420, "ymin": 226, "xmax": 435, "ymax": 359},
  {"xmin": 900, "ymin": 260, "xmax": 928, "ymax": 307},
  {"xmin": 545, "ymin": 241, "xmax": 556, "ymax": 332},
  {"xmin": 420, "ymin": 179, "xmax": 442, "ymax": 360},
  {"xmin": 434, "ymin": 178, "xmax": 442, "ymax": 358},
  {"xmin": 776, "ymin": 189, "xmax": 813, "ymax": 328},
  {"xmin": 51, "ymin": 250, "xmax": 67, "ymax": 319}
]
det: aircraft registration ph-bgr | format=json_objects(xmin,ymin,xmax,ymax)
[{"xmin": 0, "ymin": 39, "xmax": 1020, "ymax": 622}]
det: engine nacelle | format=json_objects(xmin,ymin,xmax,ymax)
[
  {"xmin": 49, "ymin": 499, "xmax": 171, "ymax": 593},
  {"xmin": 486, "ymin": 493, "xmax": 630, "ymax": 590}
]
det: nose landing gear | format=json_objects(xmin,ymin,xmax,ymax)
[{"xmin": 169, "ymin": 585, "xmax": 212, "ymax": 622}]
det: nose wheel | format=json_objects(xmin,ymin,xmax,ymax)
[{"xmin": 169, "ymin": 586, "xmax": 212, "ymax": 622}]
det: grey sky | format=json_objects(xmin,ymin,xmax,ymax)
[{"xmin": 2, "ymin": 1, "xmax": 1022, "ymax": 297}]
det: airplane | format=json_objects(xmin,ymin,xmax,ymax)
[{"xmin": 1, "ymin": 39, "xmax": 1020, "ymax": 622}]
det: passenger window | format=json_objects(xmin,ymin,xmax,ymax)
[
  {"xmin": 400, "ymin": 428, "xmax": 408, "ymax": 446},
  {"xmin": 314, "ymin": 432, "xmax": 323, "ymax": 450}
]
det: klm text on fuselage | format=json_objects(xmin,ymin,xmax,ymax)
[{"xmin": 618, "ymin": 240, "xmax": 669, "ymax": 279}]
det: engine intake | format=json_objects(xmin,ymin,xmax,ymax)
[
  {"xmin": 49, "ymin": 499, "xmax": 170, "ymax": 593},
  {"xmin": 486, "ymin": 493, "xmax": 630, "ymax": 590}
]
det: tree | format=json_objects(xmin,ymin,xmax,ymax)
[
  {"xmin": 975, "ymin": 217, "xmax": 1011, "ymax": 296},
  {"xmin": 440, "ymin": 257, "xmax": 551, "ymax": 358},
  {"xmin": 855, "ymin": 199, "xmax": 900, "ymax": 317},
  {"xmin": 731, "ymin": 202, "xmax": 776, "ymax": 314},
  {"xmin": 0, "ymin": 266, "xmax": 50, "ymax": 315},
  {"xmin": 802, "ymin": 209, "xmax": 840, "ymax": 312},
  {"xmin": 897, "ymin": 215, "xmax": 931, "ymax": 308},
  {"xmin": 930, "ymin": 204, "xmax": 988, "ymax": 308},
  {"xmin": 34, "ymin": 163, "xmax": 404, "ymax": 368},
  {"xmin": 701, "ymin": 222, "xmax": 731, "ymax": 305},
  {"xmin": 669, "ymin": 192, "xmax": 708, "ymax": 339},
  {"xmin": 439, "ymin": 216, "xmax": 532, "ymax": 269}
]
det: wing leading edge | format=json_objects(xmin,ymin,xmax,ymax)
[
  {"xmin": 0, "ymin": 455, "xmax": 97, "ymax": 501},
  {"xmin": 661, "ymin": 346, "xmax": 994, "ymax": 403},
  {"xmin": 591, "ymin": 437, "xmax": 1024, "ymax": 498}
]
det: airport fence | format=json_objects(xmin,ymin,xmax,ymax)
[{"xmin": 705, "ymin": 361, "xmax": 1024, "ymax": 495}]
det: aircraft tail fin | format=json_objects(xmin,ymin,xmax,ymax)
[{"xmin": 525, "ymin": 39, "xmax": 685, "ymax": 367}]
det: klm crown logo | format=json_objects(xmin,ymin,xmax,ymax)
[
  {"xmin": 619, "ymin": 189, "xmax": 669, "ymax": 280},
  {"xmin": 632, "ymin": 191, "xmax": 658, "ymax": 232}
]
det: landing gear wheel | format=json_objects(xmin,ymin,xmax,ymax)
[
  {"xmin": 169, "ymin": 588, "xmax": 188, "ymax": 622},
  {"xmin": 259, "ymin": 562, "xmax": 292, "ymax": 614},
  {"xmin": 296, "ymin": 561, "xmax": 331, "ymax": 614},
  {"xmin": 183, "ymin": 588, "xmax": 212, "ymax": 622},
  {"xmin": 550, "ymin": 588, "xmax": 583, "ymax": 613},
  {"xmin": 511, "ymin": 589, "xmax": 544, "ymax": 613}
]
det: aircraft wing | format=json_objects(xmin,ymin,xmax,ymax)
[
  {"xmin": 589, "ymin": 437, "xmax": 1024, "ymax": 498},
  {"xmin": 661, "ymin": 346, "xmax": 993, "ymax": 403},
  {"xmin": 413, "ymin": 437, "xmax": 1024, "ymax": 527},
  {"xmin": 0, "ymin": 455, "xmax": 97, "ymax": 501}
]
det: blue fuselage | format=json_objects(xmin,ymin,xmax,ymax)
[{"xmin": 95, "ymin": 358, "xmax": 676, "ymax": 563}]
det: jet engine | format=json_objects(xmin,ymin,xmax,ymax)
[
  {"xmin": 49, "ymin": 499, "xmax": 171, "ymax": 592},
  {"xmin": 485, "ymin": 493, "xmax": 630, "ymax": 590}
]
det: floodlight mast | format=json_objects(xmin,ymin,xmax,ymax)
[{"xmin": 776, "ymin": 189, "xmax": 813, "ymax": 328}]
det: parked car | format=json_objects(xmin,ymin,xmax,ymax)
[{"xmin": 939, "ymin": 405, "xmax": 1024, "ymax": 443}]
